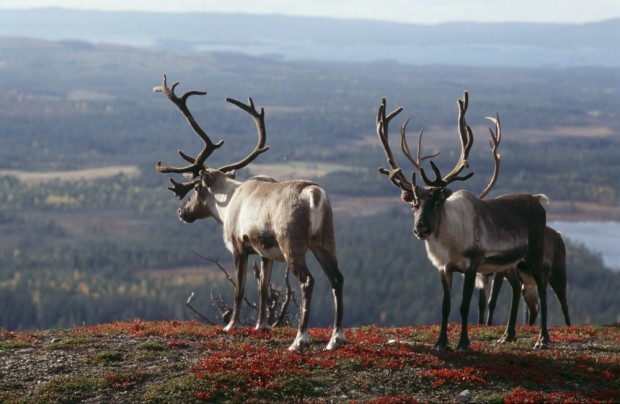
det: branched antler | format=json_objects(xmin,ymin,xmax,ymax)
[
  {"xmin": 478, "ymin": 114, "xmax": 502, "ymax": 199},
  {"xmin": 376, "ymin": 98, "xmax": 414, "ymax": 193},
  {"xmin": 400, "ymin": 119, "xmax": 440, "ymax": 171},
  {"xmin": 419, "ymin": 91, "xmax": 474, "ymax": 188},
  {"xmin": 154, "ymin": 74, "xmax": 224, "ymax": 178},
  {"xmin": 218, "ymin": 97, "xmax": 270, "ymax": 173},
  {"xmin": 377, "ymin": 91, "xmax": 502, "ymax": 199},
  {"xmin": 154, "ymin": 75, "xmax": 271, "ymax": 199}
]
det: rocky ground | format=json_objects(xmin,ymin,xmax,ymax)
[{"xmin": 1, "ymin": 321, "xmax": 619, "ymax": 402}]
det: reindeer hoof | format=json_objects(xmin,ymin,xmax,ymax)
[
  {"xmin": 434, "ymin": 343, "xmax": 452, "ymax": 352},
  {"xmin": 497, "ymin": 332, "xmax": 517, "ymax": 344},
  {"xmin": 254, "ymin": 323, "xmax": 272, "ymax": 331},
  {"xmin": 288, "ymin": 332, "xmax": 310, "ymax": 351},
  {"xmin": 324, "ymin": 329, "xmax": 347, "ymax": 350},
  {"xmin": 324, "ymin": 337, "xmax": 347, "ymax": 351},
  {"xmin": 223, "ymin": 322, "xmax": 240, "ymax": 332},
  {"xmin": 288, "ymin": 339, "xmax": 310, "ymax": 351},
  {"xmin": 534, "ymin": 332, "xmax": 551, "ymax": 349},
  {"xmin": 456, "ymin": 343, "xmax": 472, "ymax": 352},
  {"xmin": 455, "ymin": 335, "xmax": 472, "ymax": 352},
  {"xmin": 534, "ymin": 340, "xmax": 551, "ymax": 350}
]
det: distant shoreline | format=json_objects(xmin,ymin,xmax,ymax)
[{"xmin": 550, "ymin": 220, "xmax": 620, "ymax": 271}]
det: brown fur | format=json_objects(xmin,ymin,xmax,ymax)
[{"xmin": 480, "ymin": 226, "xmax": 570, "ymax": 327}]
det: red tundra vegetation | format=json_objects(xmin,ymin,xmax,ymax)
[{"xmin": 0, "ymin": 321, "xmax": 618, "ymax": 402}]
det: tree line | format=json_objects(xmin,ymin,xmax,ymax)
[{"xmin": 1, "ymin": 171, "xmax": 619, "ymax": 330}]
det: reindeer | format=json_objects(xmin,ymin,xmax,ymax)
[
  {"xmin": 480, "ymin": 226, "xmax": 571, "ymax": 327},
  {"xmin": 470, "ymin": 128, "xmax": 571, "ymax": 329},
  {"xmin": 153, "ymin": 75, "xmax": 345, "ymax": 351},
  {"xmin": 376, "ymin": 92, "xmax": 551, "ymax": 351}
]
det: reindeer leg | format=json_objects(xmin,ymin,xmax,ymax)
[
  {"xmin": 549, "ymin": 261, "xmax": 571, "ymax": 326},
  {"xmin": 255, "ymin": 257, "xmax": 273, "ymax": 331},
  {"xmin": 288, "ymin": 256, "xmax": 314, "ymax": 351},
  {"xmin": 224, "ymin": 251, "xmax": 248, "ymax": 332},
  {"xmin": 515, "ymin": 267, "xmax": 538, "ymax": 325},
  {"xmin": 477, "ymin": 278, "xmax": 487, "ymax": 325},
  {"xmin": 525, "ymin": 297, "xmax": 539, "ymax": 325},
  {"xmin": 312, "ymin": 246, "xmax": 346, "ymax": 350},
  {"xmin": 498, "ymin": 268, "xmax": 521, "ymax": 343},
  {"xmin": 528, "ymin": 251, "xmax": 551, "ymax": 349},
  {"xmin": 533, "ymin": 274, "xmax": 551, "ymax": 349},
  {"xmin": 487, "ymin": 271, "xmax": 505, "ymax": 326},
  {"xmin": 456, "ymin": 270, "xmax": 476, "ymax": 351},
  {"xmin": 435, "ymin": 269, "xmax": 452, "ymax": 351}
]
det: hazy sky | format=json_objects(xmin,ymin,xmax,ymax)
[{"xmin": 0, "ymin": 0, "xmax": 619, "ymax": 24}]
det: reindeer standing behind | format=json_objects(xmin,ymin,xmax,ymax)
[
  {"xmin": 376, "ymin": 92, "xmax": 551, "ymax": 351},
  {"xmin": 153, "ymin": 75, "xmax": 345, "ymax": 351},
  {"xmin": 479, "ymin": 226, "xmax": 571, "ymax": 327}
]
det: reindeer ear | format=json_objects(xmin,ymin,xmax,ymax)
[
  {"xmin": 199, "ymin": 170, "xmax": 214, "ymax": 187},
  {"xmin": 225, "ymin": 170, "xmax": 236, "ymax": 179},
  {"xmin": 440, "ymin": 188, "xmax": 453, "ymax": 201}
]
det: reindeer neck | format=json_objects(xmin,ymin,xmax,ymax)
[
  {"xmin": 432, "ymin": 190, "xmax": 478, "ymax": 242},
  {"xmin": 207, "ymin": 176, "xmax": 242, "ymax": 225}
]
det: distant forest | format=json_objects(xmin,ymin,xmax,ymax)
[{"xmin": 0, "ymin": 38, "xmax": 619, "ymax": 330}]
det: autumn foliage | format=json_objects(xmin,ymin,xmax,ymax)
[{"xmin": 1, "ymin": 321, "xmax": 618, "ymax": 402}]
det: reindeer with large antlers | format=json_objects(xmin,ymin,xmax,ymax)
[
  {"xmin": 376, "ymin": 92, "xmax": 551, "ymax": 351},
  {"xmin": 153, "ymin": 75, "xmax": 345, "ymax": 351}
]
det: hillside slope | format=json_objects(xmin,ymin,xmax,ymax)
[{"xmin": 1, "ymin": 321, "xmax": 618, "ymax": 402}]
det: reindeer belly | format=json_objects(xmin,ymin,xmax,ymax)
[
  {"xmin": 241, "ymin": 228, "xmax": 285, "ymax": 262},
  {"xmin": 426, "ymin": 236, "xmax": 526, "ymax": 274},
  {"xmin": 477, "ymin": 246, "xmax": 528, "ymax": 274}
]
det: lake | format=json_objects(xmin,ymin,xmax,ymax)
[{"xmin": 549, "ymin": 221, "xmax": 620, "ymax": 271}]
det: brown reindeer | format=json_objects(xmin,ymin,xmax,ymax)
[
  {"xmin": 153, "ymin": 75, "xmax": 345, "ymax": 350},
  {"xmin": 376, "ymin": 92, "xmax": 551, "ymax": 351},
  {"xmin": 469, "ymin": 121, "xmax": 571, "ymax": 329},
  {"xmin": 480, "ymin": 226, "xmax": 571, "ymax": 327}
]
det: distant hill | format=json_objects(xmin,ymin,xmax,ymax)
[{"xmin": 0, "ymin": 8, "xmax": 618, "ymax": 67}]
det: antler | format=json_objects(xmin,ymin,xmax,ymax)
[
  {"xmin": 419, "ymin": 91, "xmax": 474, "ymax": 188},
  {"xmin": 153, "ymin": 76, "xmax": 271, "ymax": 199},
  {"xmin": 217, "ymin": 97, "xmax": 270, "ymax": 173},
  {"xmin": 166, "ymin": 177, "xmax": 199, "ymax": 199},
  {"xmin": 400, "ymin": 119, "xmax": 440, "ymax": 171},
  {"xmin": 153, "ymin": 74, "xmax": 224, "ymax": 179},
  {"xmin": 478, "ymin": 114, "xmax": 502, "ymax": 199},
  {"xmin": 376, "ymin": 98, "xmax": 415, "ymax": 194}
]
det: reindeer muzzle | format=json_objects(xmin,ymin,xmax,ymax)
[
  {"xmin": 413, "ymin": 222, "xmax": 432, "ymax": 240},
  {"xmin": 178, "ymin": 208, "xmax": 197, "ymax": 223}
]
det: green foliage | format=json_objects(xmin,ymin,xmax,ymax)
[
  {"xmin": 92, "ymin": 351, "xmax": 123, "ymax": 364},
  {"xmin": 138, "ymin": 341, "xmax": 166, "ymax": 353},
  {"xmin": 1, "ymin": 168, "xmax": 620, "ymax": 330}
]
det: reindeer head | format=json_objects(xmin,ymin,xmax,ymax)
[
  {"xmin": 376, "ymin": 92, "xmax": 501, "ymax": 240},
  {"xmin": 177, "ymin": 169, "xmax": 234, "ymax": 223},
  {"xmin": 153, "ymin": 75, "xmax": 269, "ymax": 222}
]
